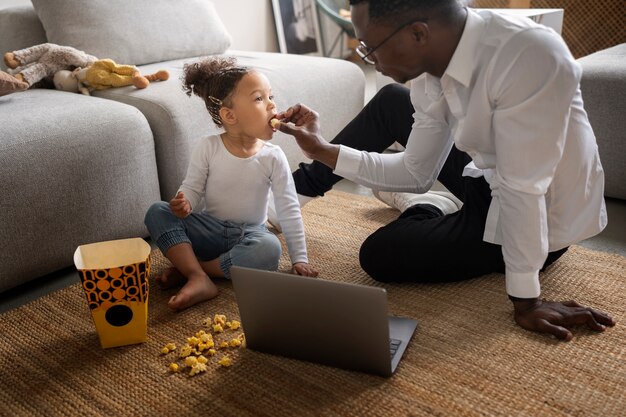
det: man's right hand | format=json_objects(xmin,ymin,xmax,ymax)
[
  {"xmin": 276, "ymin": 103, "xmax": 339, "ymax": 169},
  {"xmin": 170, "ymin": 191, "xmax": 191, "ymax": 218}
]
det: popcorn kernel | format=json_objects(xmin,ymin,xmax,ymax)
[
  {"xmin": 169, "ymin": 363, "xmax": 179, "ymax": 372},
  {"xmin": 218, "ymin": 355, "xmax": 232, "ymax": 367}
]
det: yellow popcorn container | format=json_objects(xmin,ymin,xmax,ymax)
[{"xmin": 73, "ymin": 238, "xmax": 151, "ymax": 349}]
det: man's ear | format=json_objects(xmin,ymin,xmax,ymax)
[
  {"xmin": 411, "ymin": 21, "xmax": 429, "ymax": 45},
  {"xmin": 219, "ymin": 107, "xmax": 237, "ymax": 125}
]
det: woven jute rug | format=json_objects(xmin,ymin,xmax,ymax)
[{"xmin": 1, "ymin": 191, "xmax": 624, "ymax": 417}]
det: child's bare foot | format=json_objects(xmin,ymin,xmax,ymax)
[
  {"xmin": 168, "ymin": 273, "xmax": 218, "ymax": 311},
  {"xmin": 155, "ymin": 267, "xmax": 186, "ymax": 289}
]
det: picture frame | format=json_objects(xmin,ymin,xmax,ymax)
[{"xmin": 272, "ymin": 0, "xmax": 323, "ymax": 55}]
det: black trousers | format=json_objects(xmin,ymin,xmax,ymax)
[{"xmin": 293, "ymin": 84, "xmax": 567, "ymax": 283}]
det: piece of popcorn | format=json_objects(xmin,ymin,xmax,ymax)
[
  {"xmin": 202, "ymin": 317, "xmax": 212, "ymax": 327},
  {"xmin": 213, "ymin": 324, "xmax": 224, "ymax": 333},
  {"xmin": 195, "ymin": 330, "xmax": 206, "ymax": 338},
  {"xmin": 214, "ymin": 314, "xmax": 227, "ymax": 327},
  {"xmin": 219, "ymin": 341, "xmax": 229, "ymax": 349},
  {"xmin": 189, "ymin": 362, "xmax": 207, "ymax": 376},
  {"xmin": 207, "ymin": 348, "xmax": 217, "ymax": 356},
  {"xmin": 218, "ymin": 355, "xmax": 232, "ymax": 367},
  {"xmin": 185, "ymin": 356, "xmax": 198, "ymax": 367},
  {"xmin": 169, "ymin": 363, "xmax": 179, "ymax": 372},
  {"xmin": 200, "ymin": 333, "xmax": 213, "ymax": 343},
  {"xmin": 229, "ymin": 320, "xmax": 241, "ymax": 330},
  {"xmin": 160, "ymin": 347, "xmax": 170, "ymax": 355},
  {"xmin": 187, "ymin": 336, "xmax": 201, "ymax": 346},
  {"xmin": 197, "ymin": 355, "xmax": 208, "ymax": 364},
  {"xmin": 179, "ymin": 345, "xmax": 193, "ymax": 358},
  {"xmin": 270, "ymin": 118, "xmax": 281, "ymax": 128},
  {"xmin": 229, "ymin": 338, "xmax": 242, "ymax": 348}
]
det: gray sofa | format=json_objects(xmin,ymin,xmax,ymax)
[{"xmin": 0, "ymin": 1, "xmax": 365, "ymax": 293}]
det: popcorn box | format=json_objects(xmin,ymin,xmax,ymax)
[{"xmin": 73, "ymin": 238, "xmax": 151, "ymax": 349}]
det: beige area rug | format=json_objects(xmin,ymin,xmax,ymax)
[{"xmin": 1, "ymin": 191, "xmax": 624, "ymax": 417}]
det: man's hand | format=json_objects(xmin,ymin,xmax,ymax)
[
  {"xmin": 276, "ymin": 103, "xmax": 339, "ymax": 169},
  {"xmin": 511, "ymin": 298, "xmax": 615, "ymax": 341},
  {"xmin": 170, "ymin": 191, "xmax": 191, "ymax": 218}
]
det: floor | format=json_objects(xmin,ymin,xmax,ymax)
[{"xmin": 1, "ymin": 63, "xmax": 624, "ymax": 315}]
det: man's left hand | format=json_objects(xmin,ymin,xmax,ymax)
[{"xmin": 511, "ymin": 298, "xmax": 615, "ymax": 341}]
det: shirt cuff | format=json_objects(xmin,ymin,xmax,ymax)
[
  {"xmin": 505, "ymin": 270, "xmax": 541, "ymax": 298},
  {"xmin": 333, "ymin": 145, "xmax": 362, "ymax": 179}
]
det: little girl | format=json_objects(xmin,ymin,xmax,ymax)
[{"xmin": 144, "ymin": 57, "xmax": 318, "ymax": 311}]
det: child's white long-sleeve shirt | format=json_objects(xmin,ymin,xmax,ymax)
[{"xmin": 179, "ymin": 135, "xmax": 308, "ymax": 264}]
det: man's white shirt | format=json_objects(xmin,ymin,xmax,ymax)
[{"xmin": 334, "ymin": 8, "xmax": 607, "ymax": 298}]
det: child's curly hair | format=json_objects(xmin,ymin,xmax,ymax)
[{"xmin": 182, "ymin": 57, "xmax": 249, "ymax": 127}]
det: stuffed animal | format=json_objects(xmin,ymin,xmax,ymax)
[
  {"xmin": 4, "ymin": 43, "xmax": 98, "ymax": 87},
  {"xmin": 53, "ymin": 59, "xmax": 169, "ymax": 95}
]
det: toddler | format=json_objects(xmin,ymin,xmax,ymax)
[{"xmin": 144, "ymin": 57, "xmax": 318, "ymax": 311}]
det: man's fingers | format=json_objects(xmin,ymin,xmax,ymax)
[
  {"xmin": 562, "ymin": 300, "xmax": 582, "ymax": 308},
  {"xmin": 590, "ymin": 309, "xmax": 616, "ymax": 326},
  {"xmin": 278, "ymin": 121, "xmax": 298, "ymax": 135},
  {"xmin": 536, "ymin": 318, "xmax": 572, "ymax": 341}
]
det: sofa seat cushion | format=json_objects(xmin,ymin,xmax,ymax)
[{"xmin": 0, "ymin": 90, "xmax": 160, "ymax": 292}]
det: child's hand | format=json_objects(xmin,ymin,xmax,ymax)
[
  {"xmin": 292, "ymin": 262, "xmax": 318, "ymax": 277},
  {"xmin": 170, "ymin": 191, "xmax": 191, "ymax": 218}
]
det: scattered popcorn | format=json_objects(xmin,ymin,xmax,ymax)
[
  {"xmin": 161, "ymin": 312, "xmax": 245, "ymax": 375},
  {"xmin": 218, "ymin": 355, "xmax": 232, "ymax": 367}
]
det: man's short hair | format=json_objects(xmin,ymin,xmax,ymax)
[{"xmin": 349, "ymin": 0, "xmax": 460, "ymax": 24}]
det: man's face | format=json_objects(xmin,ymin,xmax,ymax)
[{"xmin": 351, "ymin": 3, "xmax": 428, "ymax": 84}]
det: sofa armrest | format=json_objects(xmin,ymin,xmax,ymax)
[
  {"xmin": 578, "ymin": 43, "xmax": 626, "ymax": 200},
  {"xmin": 0, "ymin": 5, "xmax": 47, "ymax": 72}
]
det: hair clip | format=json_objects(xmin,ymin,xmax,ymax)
[{"xmin": 207, "ymin": 96, "xmax": 223, "ymax": 107}]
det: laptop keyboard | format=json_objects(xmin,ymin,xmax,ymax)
[{"xmin": 389, "ymin": 338, "xmax": 402, "ymax": 359}]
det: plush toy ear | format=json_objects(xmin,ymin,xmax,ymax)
[
  {"xmin": 53, "ymin": 70, "xmax": 79, "ymax": 93},
  {"xmin": 0, "ymin": 71, "xmax": 28, "ymax": 97}
]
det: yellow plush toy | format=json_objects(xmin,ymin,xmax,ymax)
[
  {"xmin": 83, "ymin": 59, "xmax": 169, "ymax": 90},
  {"xmin": 53, "ymin": 58, "xmax": 170, "ymax": 95}
]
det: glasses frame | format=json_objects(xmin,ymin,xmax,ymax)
[{"xmin": 355, "ymin": 19, "xmax": 427, "ymax": 65}]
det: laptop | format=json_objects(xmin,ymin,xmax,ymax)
[{"xmin": 230, "ymin": 266, "xmax": 418, "ymax": 377}]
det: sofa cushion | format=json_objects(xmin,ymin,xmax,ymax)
[{"xmin": 30, "ymin": 0, "xmax": 232, "ymax": 66}]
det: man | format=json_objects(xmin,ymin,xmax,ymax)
[{"xmin": 274, "ymin": 0, "xmax": 615, "ymax": 340}]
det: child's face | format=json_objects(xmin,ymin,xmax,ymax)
[{"xmin": 228, "ymin": 71, "xmax": 277, "ymax": 140}]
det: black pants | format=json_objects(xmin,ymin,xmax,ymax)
[{"xmin": 293, "ymin": 84, "xmax": 567, "ymax": 283}]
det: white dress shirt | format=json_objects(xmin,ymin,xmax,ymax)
[
  {"xmin": 334, "ymin": 9, "xmax": 607, "ymax": 298},
  {"xmin": 179, "ymin": 135, "xmax": 308, "ymax": 264}
]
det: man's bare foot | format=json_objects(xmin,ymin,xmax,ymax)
[
  {"xmin": 155, "ymin": 267, "xmax": 186, "ymax": 289},
  {"xmin": 168, "ymin": 273, "xmax": 219, "ymax": 311}
]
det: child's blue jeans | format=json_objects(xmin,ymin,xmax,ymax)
[{"xmin": 144, "ymin": 202, "xmax": 282, "ymax": 278}]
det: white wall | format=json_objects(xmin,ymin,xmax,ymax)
[{"xmin": 213, "ymin": 0, "xmax": 279, "ymax": 52}]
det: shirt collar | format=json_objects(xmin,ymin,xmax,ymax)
[{"xmin": 441, "ymin": 8, "xmax": 486, "ymax": 88}]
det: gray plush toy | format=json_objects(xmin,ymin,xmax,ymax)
[{"xmin": 3, "ymin": 43, "xmax": 98, "ymax": 87}]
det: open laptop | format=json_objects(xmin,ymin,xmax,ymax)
[{"xmin": 230, "ymin": 266, "xmax": 418, "ymax": 377}]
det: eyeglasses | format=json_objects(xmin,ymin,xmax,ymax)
[{"xmin": 355, "ymin": 19, "xmax": 427, "ymax": 65}]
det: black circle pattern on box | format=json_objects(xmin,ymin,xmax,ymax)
[
  {"xmin": 79, "ymin": 257, "xmax": 151, "ymax": 310},
  {"xmin": 105, "ymin": 304, "xmax": 134, "ymax": 327}
]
